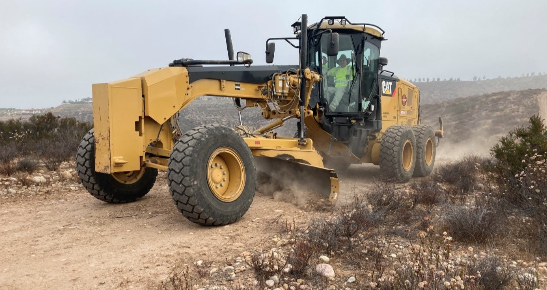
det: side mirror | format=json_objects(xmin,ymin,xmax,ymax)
[
  {"xmin": 379, "ymin": 57, "xmax": 388, "ymax": 67},
  {"xmin": 266, "ymin": 42, "xmax": 275, "ymax": 63},
  {"xmin": 326, "ymin": 32, "xmax": 339, "ymax": 56}
]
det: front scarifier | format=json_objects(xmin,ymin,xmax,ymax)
[{"xmin": 167, "ymin": 124, "xmax": 256, "ymax": 226}]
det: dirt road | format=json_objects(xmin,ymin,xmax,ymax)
[{"xmin": 0, "ymin": 164, "xmax": 384, "ymax": 289}]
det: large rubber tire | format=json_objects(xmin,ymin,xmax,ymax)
[
  {"xmin": 168, "ymin": 124, "xmax": 256, "ymax": 226},
  {"xmin": 379, "ymin": 126, "xmax": 417, "ymax": 182},
  {"xmin": 76, "ymin": 129, "xmax": 158, "ymax": 203},
  {"xmin": 412, "ymin": 125, "xmax": 436, "ymax": 177}
]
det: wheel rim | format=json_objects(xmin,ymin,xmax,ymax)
[
  {"xmin": 425, "ymin": 138, "xmax": 434, "ymax": 166},
  {"xmin": 207, "ymin": 147, "xmax": 245, "ymax": 202},
  {"xmin": 112, "ymin": 168, "xmax": 146, "ymax": 184},
  {"xmin": 402, "ymin": 140, "xmax": 414, "ymax": 172}
]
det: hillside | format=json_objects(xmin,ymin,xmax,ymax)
[
  {"xmin": 47, "ymin": 103, "xmax": 93, "ymax": 123},
  {"xmin": 420, "ymin": 88, "xmax": 547, "ymax": 156},
  {"xmin": 416, "ymin": 74, "xmax": 547, "ymax": 104}
]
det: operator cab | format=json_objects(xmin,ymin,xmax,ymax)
[{"xmin": 306, "ymin": 17, "xmax": 387, "ymax": 157}]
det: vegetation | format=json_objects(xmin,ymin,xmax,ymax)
[
  {"xmin": 491, "ymin": 115, "xmax": 547, "ymax": 175},
  {"xmin": 490, "ymin": 115, "xmax": 547, "ymax": 256},
  {"xmin": 0, "ymin": 112, "xmax": 92, "ymax": 174}
]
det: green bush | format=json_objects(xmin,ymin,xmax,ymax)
[
  {"xmin": 490, "ymin": 115, "xmax": 547, "ymax": 255},
  {"xmin": 490, "ymin": 115, "xmax": 547, "ymax": 212},
  {"xmin": 491, "ymin": 114, "xmax": 547, "ymax": 175}
]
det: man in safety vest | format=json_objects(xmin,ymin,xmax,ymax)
[{"xmin": 326, "ymin": 54, "xmax": 353, "ymax": 111}]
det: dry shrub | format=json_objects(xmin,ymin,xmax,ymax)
[
  {"xmin": 0, "ymin": 160, "xmax": 16, "ymax": 176},
  {"xmin": 37, "ymin": 138, "xmax": 74, "ymax": 171},
  {"xmin": 248, "ymin": 250, "xmax": 287, "ymax": 284},
  {"xmin": 13, "ymin": 172, "xmax": 32, "ymax": 187},
  {"xmin": 306, "ymin": 195, "xmax": 381, "ymax": 253},
  {"xmin": 16, "ymin": 158, "xmax": 39, "ymax": 174},
  {"xmin": 0, "ymin": 113, "xmax": 92, "ymax": 173},
  {"xmin": 367, "ymin": 181, "xmax": 412, "ymax": 213},
  {"xmin": 337, "ymin": 195, "xmax": 381, "ymax": 238},
  {"xmin": 0, "ymin": 142, "xmax": 18, "ymax": 176},
  {"xmin": 442, "ymin": 204, "xmax": 501, "ymax": 243},
  {"xmin": 515, "ymin": 268, "xmax": 540, "ymax": 290},
  {"xmin": 369, "ymin": 231, "xmax": 482, "ymax": 289},
  {"xmin": 287, "ymin": 239, "xmax": 315, "ymax": 275},
  {"xmin": 191, "ymin": 260, "xmax": 213, "ymax": 279},
  {"xmin": 538, "ymin": 224, "xmax": 547, "ymax": 256},
  {"xmin": 434, "ymin": 155, "xmax": 485, "ymax": 194},
  {"xmin": 469, "ymin": 256, "xmax": 513, "ymax": 290},
  {"xmin": 267, "ymin": 216, "xmax": 297, "ymax": 235},
  {"xmin": 159, "ymin": 264, "xmax": 194, "ymax": 290},
  {"xmin": 306, "ymin": 218, "xmax": 341, "ymax": 252},
  {"xmin": 410, "ymin": 177, "xmax": 445, "ymax": 206}
]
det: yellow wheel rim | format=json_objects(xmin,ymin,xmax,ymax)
[
  {"xmin": 402, "ymin": 140, "xmax": 414, "ymax": 172},
  {"xmin": 207, "ymin": 147, "xmax": 245, "ymax": 202},
  {"xmin": 112, "ymin": 168, "xmax": 146, "ymax": 184},
  {"xmin": 425, "ymin": 138, "xmax": 434, "ymax": 166}
]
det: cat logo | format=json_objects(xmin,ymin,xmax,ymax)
[{"xmin": 381, "ymin": 80, "xmax": 396, "ymax": 97}]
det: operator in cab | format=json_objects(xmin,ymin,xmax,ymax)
[{"xmin": 326, "ymin": 54, "xmax": 353, "ymax": 111}]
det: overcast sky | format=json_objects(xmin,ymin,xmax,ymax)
[{"xmin": 1, "ymin": 0, "xmax": 546, "ymax": 109}]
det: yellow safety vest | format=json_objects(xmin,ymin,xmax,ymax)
[{"xmin": 328, "ymin": 66, "xmax": 353, "ymax": 88}]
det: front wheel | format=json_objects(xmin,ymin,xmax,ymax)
[
  {"xmin": 167, "ymin": 124, "xmax": 256, "ymax": 226},
  {"xmin": 76, "ymin": 129, "xmax": 157, "ymax": 203},
  {"xmin": 379, "ymin": 126, "xmax": 417, "ymax": 182}
]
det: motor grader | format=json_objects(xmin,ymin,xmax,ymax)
[{"xmin": 77, "ymin": 14, "xmax": 443, "ymax": 226}]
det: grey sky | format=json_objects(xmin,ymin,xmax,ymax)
[{"xmin": 1, "ymin": 0, "xmax": 546, "ymax": 109}]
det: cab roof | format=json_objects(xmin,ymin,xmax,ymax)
[{"xmin": 308, "ymin": 16, "xmax": 385, "ymax": 40}]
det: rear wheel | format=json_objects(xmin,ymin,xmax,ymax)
[
  {"xmin": 76, "ymin": 129, "xmax": 157, "ymax": 203},
  {"xmin": 412, "ymin": 125, "xmax": 436, "ymax": 177},
  {"xmin": 168, "ymin": 124, "xmax": 256, "ymax": 226},
  {"xmin": 379, "ymin": 126, "xmax": 416, "ymax": 182}
]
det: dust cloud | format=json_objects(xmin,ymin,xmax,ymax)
[{"xmin": 436, "ymin": 136, "xmax": 497, "ymax": 161}]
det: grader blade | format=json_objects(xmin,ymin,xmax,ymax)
[{"xmin": 254, "ymin": 156, "xmax": 339, "ymax": 204}]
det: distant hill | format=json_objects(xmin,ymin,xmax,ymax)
[
  {"xmin": 420, "ymin": 88, "xmax": 547, "ymax": 156},
  {"xmin": 47, "ymin": 103, "xmax": 93, "ymax": 123},
  {"xmin": 0, "ymin": 103, "xmax": 92, "ymax": 122},
  {"xmin": 416, "ymin": 74, "xmax": 547, "ymax": 104}
]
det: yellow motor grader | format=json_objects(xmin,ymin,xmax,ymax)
[{"xmin": 77, "ymin": 15, "xmax": 443, "ymax": 226}]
